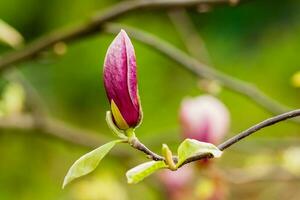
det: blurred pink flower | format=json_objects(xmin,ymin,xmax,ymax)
[
  {"xmin": 179, "ymin": 95, "xmax": 230, "ymax": 145},
  {"xmin": 103, "ymin": 30, "xmax": 141, "ymax": 130},
  {"xmin": 158, "ymin": 166, "xmax": 194, "ymax": 200}
]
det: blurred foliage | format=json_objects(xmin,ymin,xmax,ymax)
[{"xmin": 0, "ymin": 0, "xmax": 300, "ymax": 199}]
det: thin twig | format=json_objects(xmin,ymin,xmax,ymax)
[
  {"xmin": 180, "ymin": 109, "xmax": 300, "ymax": 166},
  {"xmin": 105, "ymin": 24, "xmax": 299, "ymax": 123},
  {"xmin": 0, "ymin": 0, "xmax": 232, "ymax": 71},
  {"xmin": 217, "ymin": 109, "xmax": 300, "ymax": 150},
  {"xmin": 125, "ymin": 109, "xmax": 300, "ymax": 167},
  {"xmin": 129, "ymin": 136, "xmax": 165, "ymax": 161}
]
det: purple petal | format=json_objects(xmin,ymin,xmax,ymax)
[{"xmin": 103, "ymin": 30, "xmax": 140, "ymax": 127}]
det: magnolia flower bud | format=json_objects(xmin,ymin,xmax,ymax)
[
  {"xmin": 103, "ymin": 30, "xmax": 142, "ymax": 130},
  {"xmin": 179, "ymin": 95, "xmax": 230, "ymax": 145}
]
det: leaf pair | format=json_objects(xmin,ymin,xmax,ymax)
[{"xmin": 125, "ymin": 139, "xmax": 222, "ymax": 184}]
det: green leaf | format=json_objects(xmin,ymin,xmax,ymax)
[
  {"xmin": 105, "ymin": 111, "xmax": 127, "ymax": 139},
  {"xmin": 177, "ymin": 139, "xmax": 222, "ymax": 167},
  {"xmin": 126, "ymin": 161, "xmax": 167, "ymax": 184},
  {"xmin": 0, "ymin": 19, "xmax": 24, "ymax": 48},
  {"xmin": 63, "ymin": 140, "xmax": 122, "ymax": 188}
]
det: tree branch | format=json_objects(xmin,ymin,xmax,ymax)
[
  {"xmin": 167, "ymin": 8, "xmax": 211, "ymax": 64},
  {"xmin": 122, "ymin": 109, "xmax": 300, "ymax": 168},
  {"xmin": 105, "ymin": 24, "xmax": 299, "ymax": 123},
  {"xmin": 128, "ymin": 136, "xmax": 165, "ymax": 161},
  {"xmin": 0, "ymin": 114, "xmax": 105, "ymax": 148},
  {"xmin": 180, "ymin": 109, "xmax": 300, "ymax": 166},
  {"xmin": 0, "ymin": 114, "xmax": 131, "ymax": 159},
  {"xmin": 0, "ymin": 0, "xmax": 232, "ymax": 71},
  {"xmin": 217, "ymin": 109, "xmax": 300, "ymax": 151}
]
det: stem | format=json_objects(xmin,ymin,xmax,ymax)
[
  {"xmin": 125, "ymin": 109, "xmax": 300, "ymax": 167},
  {"xmin": 217, "ymin": 109, "xmax": 300, "ymax": 151},
  {"xmin": 179, "ymin": 109, "xmax": 300, "ymax": 166},
  {"xmin": 127, "ymin": 129, "xmax": 165, "ymax": 161}
]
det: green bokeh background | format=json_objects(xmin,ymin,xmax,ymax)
[{"xmin": 0, "ymin": 0, "xmax": 300, "ymax": 199}]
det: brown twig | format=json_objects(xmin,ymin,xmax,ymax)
[
  {"xmin": 217, "ymin": 109, "xmax": 300, "ymax": 151},
  {"xmin": 124, "ymin": 108, "xmax": 300, "ymax": 167},
  {"xmin": 129, "ymin": 136, "xmax": 165, "ymax": 161},
  {"xmin": 181, "ymin": 109, "xmax": 300, "ymax": 166},
  {"xmin": 0, "ymin": 0, "xmax": 232, "ymax": 71}
]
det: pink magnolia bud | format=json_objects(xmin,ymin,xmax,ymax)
[
  {"xmin": 103, "ymin": 30, "xmax": 141, "ymax": 130},
  {"xmin": 179, "ymin": 95, "xmax": 230, "ymax": 145}
]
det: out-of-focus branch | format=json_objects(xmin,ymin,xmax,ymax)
[
  {"xmin": 105, "ymin": 24, "xmax": 298, "ymax": 123},
  {"xmin": 0, "ymin": 0, "xmax": 236, "ymax": 71},
  {"xmin": 2, "ymin": 71, "xmax": 127, "ymax": 155},
  {"xmin": 6, "ymin": 70, "xmax": 47, "ymax": 124},
  {"xmin": 0, "ymin": 114, "xmax": 105, "ymax": 148},
  {"xmin": 168, "ymin": 8, "xmax": 211, "ymax": 64},
  {"xmin": 0, "ymin": 114, "xmax": 130, "ymax": 157},
  {"xmin": 167, "ymin": 9, "xmax": 221, "ymax": 93}
]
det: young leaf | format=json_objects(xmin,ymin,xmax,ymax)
[
  {"xmin": 63, "ymin": 140, "xmax": 122, "ymax": 188},
  {"xmin": 177, "ymin": 139, "xmax": 222, "ymax": 167},
  {"xmin": 0, "ymin": 19, "xmax": 24, "ymax": 48},
  {"xmin": 126, "ymin": 161, "xmax": 167, "ymax": 184},
  {"xmin": 105, "ymin": 111, "xmax": 127, "ymax": 139}
]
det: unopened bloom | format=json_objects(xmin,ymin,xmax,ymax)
[
  {"xmin": 179, "ymin": 95, "xmax": 230, "ymax": 145},
  {"xmin": 103, "ymin": 30, "xmax": 142, "ymax": 130}
]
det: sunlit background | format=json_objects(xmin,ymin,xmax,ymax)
[{"xmin": 1, "ymin": 0, "xmax": 300, "ymax": 199}]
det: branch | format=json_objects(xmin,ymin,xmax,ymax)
[
  {"xmin": 5, "ymin": 70, "xmax": 47, "ymax": 125},
  {"xmin": 2, "ymin": 70, "xmax": 106, "ymax": 148},
  {"xmin": 0, "ymin": 0, "xmax": 232, "ymax": 71},
  {"xmin": 180, "ymin": 109, "xmax": 300, "ymax": 166},
  {"xmin": 0, "ymin": 114, "xmax": 130, "ymax": 158},
  {"xmin": 168, "ymin": 8, "xmax": 211, "ymax": 64},
  {"xmin": 105, "ymin": 24, "xmax": 299, "ymax": 123},
  {"xmin": 128, "ymin": 136, "xmax": 165, "ymax": 161},
  {"xmin": 217, "ymin": 109, "xmax": 300, "ymax": 151},
  {"xmin": 123, "ymin": 109, "xmax": 300, "ymax": 168},
  {"xmin": 0, "ymin": 114, "xmax": 105, "ymax": 148}
]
